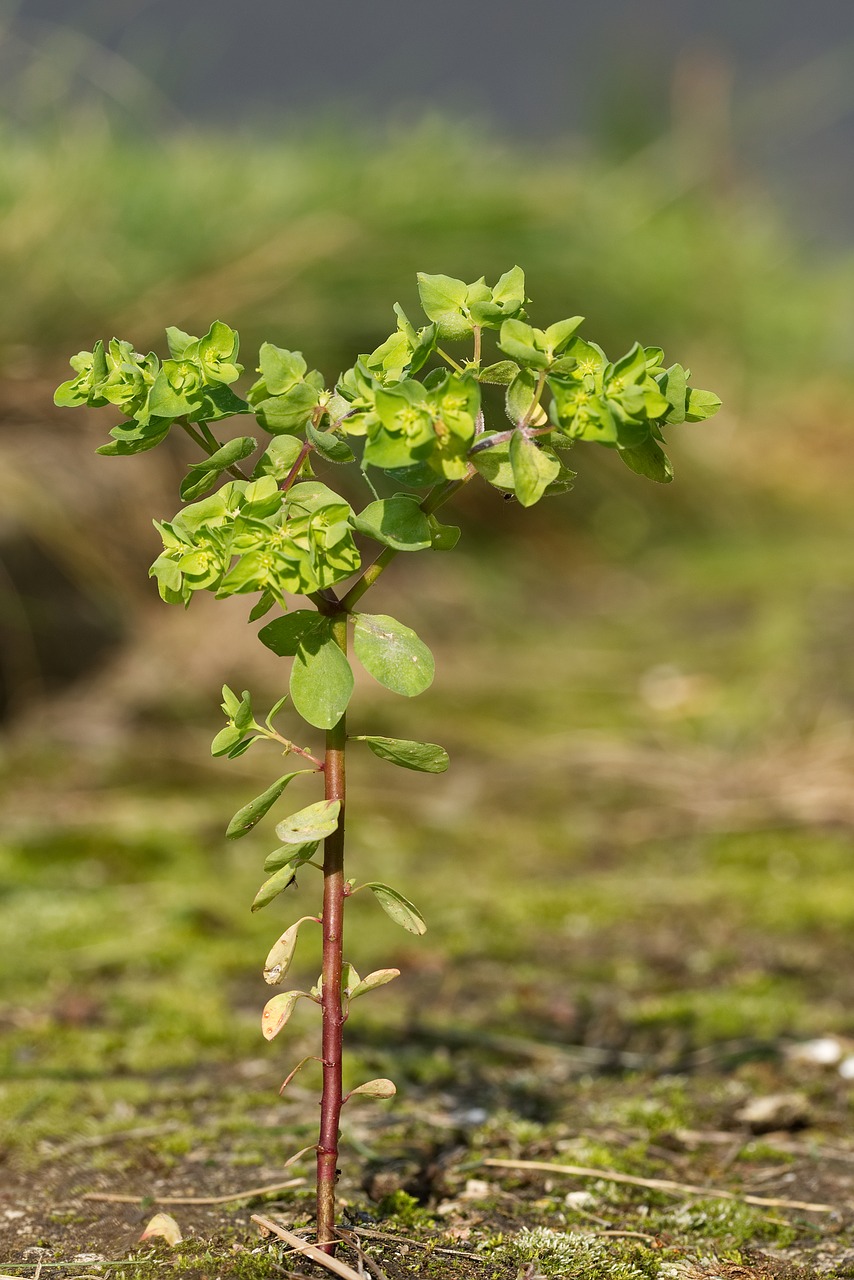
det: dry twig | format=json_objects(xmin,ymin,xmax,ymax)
[
  {"xmin": 483, "ymin": 1158, "xmax": 836, "ymax": 1213},
  {"xmin": 82, "ymin": 1176, "xmax": 305, "ymax": 1205},
  {"xmin": 252, "ymin": 1215, "xmax": 365, "ymax": 1280}
]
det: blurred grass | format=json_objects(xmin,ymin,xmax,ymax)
[{"xmin": 2, "ymin": 115, "xmax": 853, "ymax": 396}]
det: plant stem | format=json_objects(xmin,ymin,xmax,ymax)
[
  {"xmin": 316, "ymin": 610, "xmax": 348, "ymax": 1252},
  {"xmin": 178, "ymin": 419, "xmax": 250, "ymax": 481},
  {"xmin": 340, "ymin": 474, "xmax": 472, "ymax": 612}
]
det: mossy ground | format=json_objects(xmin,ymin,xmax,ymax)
[{"xmin": 3, "ymin": 473, "xmax": 854, "ymax": 1277}]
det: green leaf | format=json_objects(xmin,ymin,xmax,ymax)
[
  {"xmin": 506, "ymin": 367, "xmax": 541, "ymax": 425},
  {"xmin": 263, "ymin": 916, "xmax": 315, "ymax": 985},
  {"xmin": 544, "ymin": 317, "xmax": 584, "ymax": 353},
  {"xmin": 251, "ymin": 863, "xmax": 299, "ymax": 912},
  {"xmin": 364, "ymin": 882, "xmax": 427, "ymax": 935},
  {"xmin": 427, "ymin": 514, "xmax": 461, "ymax": 551},
  {"xmin": 356, "ymin": 736, "xmax": 449, "ymax": 773},
  {"xmin": 416, "ymin": 272, "xmax": 472, "ymax": 339},
  {"xmin": 253, "ymin": 434, "xmax": 304, "ymax": 481},
  {"xmin": 226, "ymin": 772, "xmax": 306, "ymax": 840},
  {"xmin": 259, "ymin": 611, "xmax": 325, "ymax": 657},
  {"xmin": 349, "ymin": 969, "xmax": 401, "ymax": 1000},
  {"xmin": 478, "ymin": 360, "xmax": 519, "ymax": 385},
  {"xmin": 509, "ymin": 430, "xmax": 560, "ymax": 507},
  {"xmin": 261, "ymin": 990, "xmax": 307, "ymax": 1040},
  {"xmin": 353, "ymin": 613, "xmax": 434, "ymax": 697},
  {"xmin": 211, "ymin": 725, "xmax": 242, "ymax": 757},
  {"xmin": 290, "ymin": 623, "xmax": 354, "ymax": 730},
  {"xmin": 263, "ymin": 840, "xmax": 319, "ymax": 874},
  {"xmin": 275, "ymin": 799, "xmax": 341, "ymax": 844},
  {"xmin": 498, "ymin": 319, "xmax": 548, "ymax": 369},
  {"xmin": 618, "ymin": 438, "xmax": 674, "ymax": 483},
  {"xmin": 165, "ymin": 326, "xmax": 198, "ymax": 359},
  {"xmin": 306, "ymin": 421, "xmax": 355, "ymax": 463},
  {"xmin": 685, "ymin": 388, "xmax": 722, "ymax": 422},
  {"xmin": 347, "ymin": 1078, "xmax": 397, "ymax": 1099},
  {"xmin": 180, "ymin": 436, "xmax": 257, "ymax": 499},
  {"xmin": 353, "ymin": 496, "xmax": 432, "ymax": 551},
  {"xmin": 249, "ymin": 592, "xmax": 276, "ymax": 622}
]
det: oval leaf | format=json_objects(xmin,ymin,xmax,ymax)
[
  {"xmin": 353, "ymin": 613, "xmax": 434, "ymax": 697},
  {"xmin": 365, "ymin": 882, "xmax": 427, "ymax": 935},
  {"xmin": 261, "ymin": 991, "xmax": 304, "ymax": 1041},
  {"xmin": 353, "ymin": 496, "xmax": 432, "ymax": 551},
  {"xmin": 509, "ymin": 429, "xmax": 560, "ymax": 507},
  {"xmin": 251, "ymin": 863, "xmax": 298, "ymax": 912},
  {"xmin": 350, "ymin": 968, "xmax": 401, "ymax": 1001},
  {"xmin": 348, "ymin": 1078, "xmax": 397, "ymax": 1099},
  {"xmin": 226, "ymin": 772, "xmax": 305, "ymax": 840},
  {"xmin": 275, "ymin": 800, "xmax": 340, "ymax": 845},
  {"xmin": 258, "ymin": 610, "xmax": 324, "ymax": 657},
  {"xmin": 264, "ymin": 840, "xmax": 319, "ymax": 874},
  {"xmin": 357, "ymin": 736, "xmax": 449, "ymax": 773},
  {"xmin": 290, "ymin": 624, "xmax": 354, "ymax": 730},
  {"xmin": 264, "ymin": 916, "xmax": 316, "ymax": 985}
]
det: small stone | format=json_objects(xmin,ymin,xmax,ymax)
[
  {"xmin": 787, "ymin": 1037, "xmax": 844, "ymax": 1066},
  {"xmin": 839, "ymin": 1056, "xmax": 854, "ymax": 1079},
  {"xmin": 735, "ymin": 1092, "xmax": 812, "ymax": 1133}
]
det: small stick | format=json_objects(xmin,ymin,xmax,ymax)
[
  {"xmin": 482, "ymin": 1158, "xmax": 836, "ymax": 1213},
  {"xmin": 82, "ymin": 1177, "xmax": 305, "ymax": 1205},
  {"xmin": 347, "ymin": 1225, "xmax": 489, "ymax": 1261},
  {"xmin": 252, "ymin": 1216, "xmax": 364, "ymax": 1280},
  {"xmin": 336, "ymin": 1228, "xmax": 392, "ymax": 1280}
]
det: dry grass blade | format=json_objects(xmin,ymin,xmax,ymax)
[
  {"xmin": 82, "ymin": 1177, "xmax": 305, "ymax": 1205},
  {"xmin": 483, "ymin": 1158, "xmax": 836, "ymax": 1213},
  {"xmin": 252, "ymin": 1215, "xmax": 365, "ymax": 1280}
]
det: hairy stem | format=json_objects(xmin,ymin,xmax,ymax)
[{"xmin": 316, "ymin": 611, "xmax": 348, "ymax": 1252}]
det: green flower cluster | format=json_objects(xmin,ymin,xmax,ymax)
[
  {"xmin": 149, "ymin": 476, "xmax": 360, "ymax": 608},
  {"xmin": 54, "ymin": 322, "xmax": 249, "ymax": 455}
]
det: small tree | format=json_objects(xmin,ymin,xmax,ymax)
[{"xmin": 56, "ymin": 268, "xmax": 720, "ymax": 1250}]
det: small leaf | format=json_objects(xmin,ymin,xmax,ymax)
[
  {"xmin": 356, "ymin": 735, "xmax": 449, "ymax": 773},
  {"xmin": 226, "ymin": 772, "xmax": 305, "ymax": 840},
  {"xmin": 290, "ymin": 622, "xmax": 354, "ymax": 730},
  {"xmin": 416, "ymin": 272, "xmax": 472, "ymax": 339},
  {"xmin": 353, "ymin": 496, "xmax": 432, "ymax": 551},
  {"xmin": 275, "ymin": 799, "xmax": 341, "ymax": 844},
  {"xmin": 341, "ymin": 961, "xmax": 361, "ymax": 996},
  {"xmin": 685, "ymin": 388, "xmax": 722, "ymax": 422},
  {"xmin": 211, "ymin": 724, "xmax": 242, "ymax": 757},
  {"xmin": 261, "ymin": 990, "xmax": 306, "ymax": 1040},
  {"xmin": 350, "ymin": 968, "xmax": 401, "ymax": 1000},
  {"xmin": 478, "ymin": 360, "xmax": 519, "ymax": 385},
  {"xmin": 618, "ymin": 437, "xmax": 674, "ymax": 483},
  {"xmin": 353, "ymin": 614, "xmax": 434, "ymax": 697},
  {"xmin": 264, "ymin": 840, "xmax": 319, "ymax": 874},
  {"xmin": 259, "ymin": 610, "xmax": 324, "ymax": 656},
  {"xmin": 139, "ymin": 1212, "xmax": 183, "ymax": 1245},
  {"xmin": 428, "ymin": 515, "xmax": 461, "ymax": 551},
  {"xmin": 306, "ymin": 421, "xmax": 355, "ymax": 463},
  {"xmin": 251, "ymin": 864, "xmax": 298, "ymax": 912},
  {"xmin": 365, "ymin": 882, "xmax": 427, "ymax": 934},
  {"xmin": 347, "ymin": 1078, "xmax": 397, "ymax": 1099},
  {"xmin": 263, "ymin": 916, "xmax": 316, "ymax": 985},
  {"xmin": 509, "ymin": 430, "xmax": 560, "ymax": 507}
]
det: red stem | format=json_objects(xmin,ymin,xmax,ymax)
[{"xmin": 315, "ymin": 610, "xmax": 348, "ymax": 1251}]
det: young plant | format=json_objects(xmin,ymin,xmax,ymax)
[{"xmin": 55, "ymin": 268, "xmax": 720, "ymax": 1250}]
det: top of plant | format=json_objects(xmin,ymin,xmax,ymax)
[{"xmin": 55, "ymin": 266, "xmax": 721, "ymax": 636}]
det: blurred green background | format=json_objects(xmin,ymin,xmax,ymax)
[{"xmin": 2, "ymin": 2, "xmax": 854, "ymax": 1176}]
